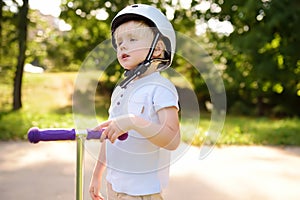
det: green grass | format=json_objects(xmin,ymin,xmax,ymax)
[
  {"xmin": 0, "ymin": 72, "xmax": 107, "ymax": 140},
  {"xmin": 221, "ymin": 116, "xmax": 300, "ymax": 146},
  {"xmin": 0, "ymin": 72, "xmax": 299, "ymax": 146},
  {"xmin": 180, "ymin": 114, "xmax": 300, "ymax": 146}
]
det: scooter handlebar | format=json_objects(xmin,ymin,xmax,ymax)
[{"xmin": 27, "ymin": 127, "xmax": 128, "ymax": 143}]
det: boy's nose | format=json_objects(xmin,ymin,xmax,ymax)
[{"xmin": 119, "ymin": 41, "xmax": 127, "ymax": 50}]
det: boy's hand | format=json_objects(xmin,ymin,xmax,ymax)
[
  {"xmin": 89, "ymin": 180, "xmax": 104, "ymax": 200},
  {"xmin": 94, "ymin": 114, "xmax": 134, "ymax": 143}
]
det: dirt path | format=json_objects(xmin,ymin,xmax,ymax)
[{"xmin": 0, "ymin": 141, "xmax": 299, "ymax": 200}]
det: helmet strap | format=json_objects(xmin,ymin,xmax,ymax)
[{"xmin": 119, "ymin": 32, "xmax": 161, "ymax": 88}]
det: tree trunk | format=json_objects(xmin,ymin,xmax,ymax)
[
  {"xmin": 13, "ymin": 0, "xmax": 29, "ymax": 110},
  {"xmin": 0, "ymin": 0, "xmax": 3, "ymax": 63},
  {"xmin": 257, "ymin": 95, "xmax": 264, "ymax": 116}
]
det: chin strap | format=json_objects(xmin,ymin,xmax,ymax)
[{"xmin": 119, "ymin": 32, "xmax": 161, "ymax": 89}]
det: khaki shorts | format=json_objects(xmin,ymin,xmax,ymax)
[{"xmin": 107, "ymin": 182, "xmax": 163, "ymax": 200}]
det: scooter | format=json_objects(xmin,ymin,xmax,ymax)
[{"xmin": 27, "ymin": 127, "xmax": 128, "ymax": 200}]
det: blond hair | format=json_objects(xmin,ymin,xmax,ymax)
[{"xmin": 114, "ymin": 20, "xmax": 166, "ymax": 59}]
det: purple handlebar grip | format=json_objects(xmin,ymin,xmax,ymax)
[
  {"xmin": 28, "ymin": 127, "xmax": 76, "ymax": 143},
  {"xmin": 27, "ymin": 127, "xmax": 129, "ymax": 143},
  {"xmin": 86, "ymin": 129, "xmax": 128, "ymax": 141},
  {"xmin": 86, "ymin": 129, "xmax": 104, "ymax": 140},
  {"xmin": 117, "ymin": 132, "xmax": 129, "ymax": 140}
]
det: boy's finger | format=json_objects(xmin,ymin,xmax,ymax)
[
  {"xmin": 93, "ymin": 120, "xmax": 111, "ymax": 131},
  {"xmin": 110, "ymin": 132, "xmax": 119, "ymax": 143},
  {"xmin": 100, "ymin": 129, "xmax": 107, "ymax": 142},
  {"xmin": 89, "ymin": 187, "xmax": 103, "ymax": 200}
]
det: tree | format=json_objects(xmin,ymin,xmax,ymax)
[
  {"xmin": 0, "ymin": 1, "xmax": 3, "ymax": 63},
  {"xmin": 208, "ymin": 0, "xmax": 300, "ymax": 116},
  {"xmin": 3, "ymin": 0, "xmax": 299, "ymax": 116},
  {"xmin": 13, "ymin": 0, "xmax": 29, "ymax": 110},
  {"xmin": 0, "ymin": 1, "xmax": 19, "ymax": 71}
]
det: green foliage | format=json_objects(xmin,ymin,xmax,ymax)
[
  {"xmin": 182, "ymin": 115, "xmax": 300, "ymax": 146},
  {"xmin": 210, "ymin": 0, "xmax": 300, "ymax": 116},
  {"xmin": 1, "ymin": 0, "xmax": 299, "ymax": 116},
  {"xmin": 0, "ymin": 72, "xmax": 105, "ymax": 140},
  {"xmin": 0, "ymin": 1, "xmax": 19, "ymax": 70},
  {"xmin": 1, "ymin": 72, "xmax": 299, "ymax": 146},
  {"xmin": 220, "ymin": 116, "xmax": 300, "ymax": 146},
  {"xmin": 0, "ymin": 70, "xmax": 13, "ymax": 111},
  {"xmin": 0, "ymin": 110, "xmax": 74, "ymax": 140}
]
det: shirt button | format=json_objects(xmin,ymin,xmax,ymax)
[
  {"xmin": 117, "ymin": 102, "xmax": 120, "ymax": 105},
  {"xmin": 120, "ymin": 94, "xmax": 123, "ymax": 97}
]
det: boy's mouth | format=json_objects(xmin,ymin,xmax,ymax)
[{"xmin": 121, "ymin": 53, "xmax": 129, "ymax": 59}]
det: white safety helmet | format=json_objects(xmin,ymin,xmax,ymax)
[{"xmin": 111, "ymin": 4, "xmax": 176, "ymax": 71}]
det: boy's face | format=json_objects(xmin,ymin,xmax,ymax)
[{"xmin": 114, "ymin": 21, "xmax": 154, "ymax": 71}]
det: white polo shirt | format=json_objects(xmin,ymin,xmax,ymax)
[{"xmin": 106, "ymin": 72, "xmax": 179, "ymax": 196}]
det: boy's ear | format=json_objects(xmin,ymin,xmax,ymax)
[{"xmin": 153, "ymin": 40, "xmax": 165, "ymax": 58}]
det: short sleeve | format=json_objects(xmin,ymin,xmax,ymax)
[{"xmin": 153, "ymin": 84, "xmax": 179, "ymax": 112}]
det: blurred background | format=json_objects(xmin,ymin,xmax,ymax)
[
  {"xmin": 1, "ymin": 1, "xmax": 300, "ymax": 200},
  {"xmin": 0, "ymin": 0, "xmax": 299, "ymax": 145}
]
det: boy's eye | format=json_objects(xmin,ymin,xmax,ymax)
[
  {"xmin": 130, "ymin": 38, "xmax": 137, "ymax": 42},
  {"xmin": 117, "ymin": 41, "xmax": 123, "ymax": 46}
]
